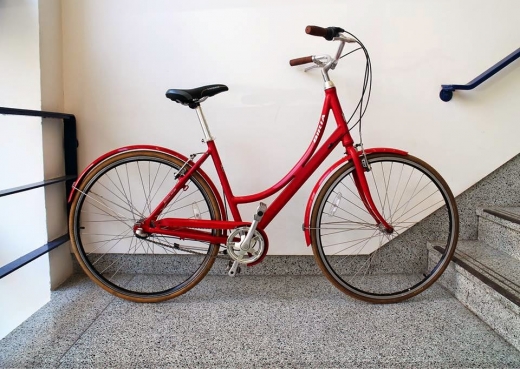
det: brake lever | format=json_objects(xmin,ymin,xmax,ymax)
[
  {"xmin": 333, "ymin": 35, "xmax": 358, "ymax": 43},
  {"xmin": 304, "ymin": 64, "xmax": 320, "ymax": 73}
]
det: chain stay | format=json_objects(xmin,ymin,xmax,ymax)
[{"xmin": 145, "ymin": 237, "xmax": 229, "ymax": 260}]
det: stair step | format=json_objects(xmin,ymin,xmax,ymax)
[
  {"xmin": 483, "ymin": 207, "xmax": 520, "ymax": 225},
  {"xmin": 477, "ymin": 207, "xmax": 520, "ymax": 261},
  {"xmin": 428, "ymin": 240, "xmax": 520, "ymax": 350}
]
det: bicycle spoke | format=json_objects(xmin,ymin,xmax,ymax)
[
  {"xmin": 159, "ymin": 181, "xmax": 192, "ymax": 218},
  {"xmin": 96, "ymin": 179, "xmax": 144, "ymax": 219},
  {"xmin": 321, "ymin": 227, "xmax": 377, "ymax": 236},
  {"xmin": 312, "ymin": 155, "xmax": 457, "ymax": 301},
  {"xmin": 391, "ymin": 165, "xmax": 414, "ymax": 220},
  {"xmin": 136, "ymin": 162, "xmax": 152, "ymax": 215},
  {"xmin": 125, "ymin": 164, "xmax": 135, "ymax": 220},
  {"xmin": 327, "ymin": 230, "xmax": 380, "ymax": 255},
  {"xmin": 72, "ymin": 153, "xmax": 221, "ymax": 301},
  {"xmin": 83, "ymin": 230, "xmax": 133, "ymax": 256},
  {"xmin": 369, "ymin": 165, "xmax": 386, "ymax": 219},
  {"xmin": 164, "ymin": 199, "xmax": 206, "ymax": 214},
  {"xmin": 343, "ymin": 231, "xmax": 380, "ymax": 280},
  {"xmin": 354, "ymin": 231, "xmax": 385, "ymax": 284},
  {"xmin": 107, "ymin": 168, "xmax": 139, "ymax": 222},
  {"xmin": 160, "ymin": 189, "xmax": 200, "ymax": 218},
  {"xmin": 392, "ymin": 178, "xmax": 433, "ymax": 218},
  {"xmin": 83, "ymin": 202, "xmax": 134, "ymax": 229},
  {"xmin": 80, "ymin": 209, "xmax": 133, "ymax": 221},
  {"xmin": 336, "ymin": 185, "xmax": 372, "ymax": 216},
  {"xmin": 389, "ymin": 163, "xmax": 404, "ymax": 222},
  {"xmin": 322, "ymin": 233, "xmax": 381, "ymax": 248},
  {"xmin": 148, "ymin": 166, "xmax": 174, "ymax": 210},
  {"xmin": 325, "ymin": 201, "xmax": 372, "ymax": 224},
  {"xmin": 392, "ymin": 188, "xmax": 439, "ymax": 223},
  {"xmin": 335, "ymin": 230, "xmax": 379, "ymax": 270},
  {"xmin": 381, "ymin": 162, "xmax": 393, "ymax": 222},
  {"xmin": 396, "ymin": 173, "xmax": 424, "ymax": 218},
  {"xmin": 109, "ymin": 235, "xmax": 138, "ymax": 279},
  {"xmin": 153, "ymin": 235, "xmax": 180, "ymax": 254},
  {"xmin": 114, "ymin": 166, "xmax": 134, "ymax": 221},
  {"xmin": 102, "ymin": 235, "xmax": 141, "ymax": 276},
  {"xmin": 342, "ymin": 177, "xmax": 364, "ymax": 202},
  {"xmin": 393, "ymin": 198, "xmax": 445, "ymax": 225},
  {"xmin": 378, "ymin": 162, "xmax": 389, "ymax": 218},
  {"xmin": 87, "ymin": 189, "xmax": 138, "ymax": 220},
  {"xmin": 81, "ymin": 235, "xmax": 135, "ymax": 246}
]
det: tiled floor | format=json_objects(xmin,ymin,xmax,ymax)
[{"xmin": 1, "ymin": 274, "xmax": 520, "ymax": 368}]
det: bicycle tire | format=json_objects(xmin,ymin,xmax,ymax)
[
  {"xmin": 310, "ymin": 153, "xmax": 458, "ymax": 303},
  {"xmin": 69, "ymin": 150, "xmax": 221, "ymax": 302}
]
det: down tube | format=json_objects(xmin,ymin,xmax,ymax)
[{"xmin": 258, "ymin": 127, "xmax": 345, "ymax": 228}]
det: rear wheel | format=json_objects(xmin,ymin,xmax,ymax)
[
  {"xmin": 69, "ymin": 150, "xmax": 221, "ymax": 302},
  {"xmin": 310, "ymin": 153, "xmax": 458, "ymax": 303}
]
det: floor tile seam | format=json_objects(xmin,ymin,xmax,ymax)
[{"xmin": 55, "ymin": 277, "xmax": 135, "ymax": 365}]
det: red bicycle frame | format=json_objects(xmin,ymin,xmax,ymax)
[{"xmin": 141, "ymin": 87, "xmax": 392, "ymax": 242}]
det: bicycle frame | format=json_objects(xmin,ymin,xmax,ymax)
[{"xmin": 141, "ymin": 86, "xmax": 393, "ymax": 243}]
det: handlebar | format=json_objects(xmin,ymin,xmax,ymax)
[
  {"xmin": 305, "ymin": 25, "xmax": 345, "ymax": 41},
  {"xmin": 289, "ymin": 25, "xmax": 355, "ymax": 67},
  {"xmin": 289, "ymin": 56, "xmax": 313, "ymax": 66},
  {"xmin": 305, "ymin": 26, "xmax": 328, "ymax": 38}
]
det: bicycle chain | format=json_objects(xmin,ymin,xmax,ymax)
[{"xmin": 145, "ymin": 236, "xmax": 230, "ymax": 260}]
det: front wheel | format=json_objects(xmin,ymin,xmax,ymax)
[
  {"xmin": 310, "ymin": 153, "xmax": 459, "ymax": 303},
  {"xmin": 69, "ymin": 150, "xmax": 222, "ymax": 302}
]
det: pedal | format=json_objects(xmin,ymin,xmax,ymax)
[
  {"xmin": 255, "ymin": 202, "xmax": 267, "ymax": 221},
  {"xmin": 227, "ymin": 260, "xmax": 241, "ymax": 277}
]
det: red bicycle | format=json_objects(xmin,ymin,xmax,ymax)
[{"xmin": 68, "ymin": 26, "xmax": 459, "ymax": 303}]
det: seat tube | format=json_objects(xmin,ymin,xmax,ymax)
[{"xmin": 195, "ymin": 105, "xmax": 214, "ymax": 142}]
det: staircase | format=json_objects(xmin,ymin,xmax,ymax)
[{"xmin": 429, "ymin": 207, "xmax": 520, "ymax": 350}]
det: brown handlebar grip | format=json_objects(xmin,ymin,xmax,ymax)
[
  {"xmin": 305, "ymin": 25, "xmax": 328, "ymax": 37},
  {"xmin": 289, "ymin": 56, "xmax": 313, "ymax": 66}
]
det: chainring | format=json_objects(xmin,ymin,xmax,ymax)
[{"xmin": 226, "ymin": 226, "xmax": 267, "ymax": 264}]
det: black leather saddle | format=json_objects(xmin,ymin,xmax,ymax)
[{"xmin": 166, "ymin": 84, "xmax": 228, "ymax": 108}]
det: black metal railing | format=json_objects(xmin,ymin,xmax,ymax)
[
  {"xmin": 440, "ymin": 47, "xmax": 520, "ymax": 102},
  {"xmin": 0, "ymin": 107, "xmax": 77, "ymax": 279}
]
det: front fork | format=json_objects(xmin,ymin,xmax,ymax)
[{"xmin": 346, "ymin": 145, "xmax": 394, "ymax": 233}]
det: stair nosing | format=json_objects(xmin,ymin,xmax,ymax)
[
  {"xmin": 432, "ymin": 244, "xmax": 520, "ymax": 307},
  {"xmin": 483, "ymin": 208, "xmax": 520, "ymax": 226},
  {"xmin": 455, "ymin": 248, "xmax": 520, "ymax": 293}
]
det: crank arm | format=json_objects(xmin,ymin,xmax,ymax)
[{"xmin": 239, "ymin": 202, "xmax": 267, "ymax": 249}]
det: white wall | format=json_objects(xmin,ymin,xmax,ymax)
[
  {"xmin": 62, "ymin": 0, "xmax": 520, "ymax": 255},
  {"xmin": 0, "ymin": 0, "xmax": 50, "ymax": 339},
  {"xmin": 39, "ymin": 0, "xmax": 73, "ymax": 289}
]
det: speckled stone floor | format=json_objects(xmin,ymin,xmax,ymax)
[{"xmin": 1, "ymin": 274, "xmax": 520, "ymax": 368}]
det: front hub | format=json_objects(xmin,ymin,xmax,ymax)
[{"xmin": 378, "ymin": 223, "xmax": 394, "ymax": 235}]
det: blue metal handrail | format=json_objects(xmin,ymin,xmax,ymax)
[
  {"xmin": 440, "ymin": 47, "xmax": 520, "ymax": 102},
  {"xmin": 0, "ymin": 107, "xmax": 77, "ymax": 279}
]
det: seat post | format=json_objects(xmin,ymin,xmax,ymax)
[{"xmin": 194, "ymin": 105, "xmax": 214, "ymax": 142}]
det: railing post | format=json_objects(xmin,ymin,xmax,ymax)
[{"xmin": 63, "ymin": 115, "xmax": 78, "ymax": 210}]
